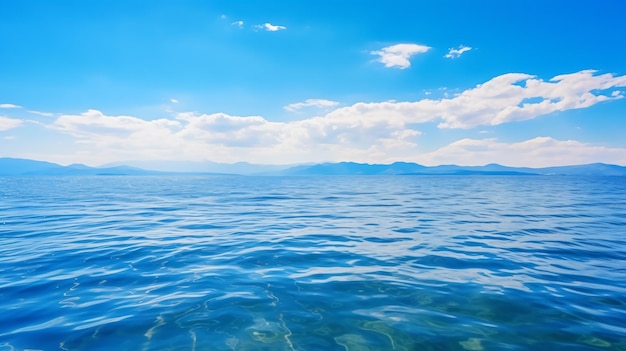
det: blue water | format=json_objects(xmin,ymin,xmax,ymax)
[{"xmin": 1, "ymin": 176, "xmax": 625, "ymax": 351}]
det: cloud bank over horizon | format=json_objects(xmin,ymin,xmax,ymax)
[{"xmin": 3, "ymin": 70, "xmax": 626, "ymax": 167}]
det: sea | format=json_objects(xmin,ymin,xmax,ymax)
[{"xmin": 1, "ymin": 175, "xmax": 625, "ymax": 351}]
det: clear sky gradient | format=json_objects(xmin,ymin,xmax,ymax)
[{"xmin": 1, "ymin": 0, "xmax": 626, "ymax": 167}]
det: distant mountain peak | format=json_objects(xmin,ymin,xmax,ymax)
[
  {"xmin": 1, "ymin": 158, "xmax": 625, "ymax": 176},
  {"xmin": 0, "ymin": 158, "xmax": 164, "ymax": 176}
]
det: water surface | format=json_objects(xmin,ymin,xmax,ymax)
[{"xmin": 1, "ymin": 176, "xmax": 625, "ymax": 350}]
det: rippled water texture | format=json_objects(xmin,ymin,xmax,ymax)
[{"xmin": 1, "ymin": 176, "xmax": 625, "ymax": 350}]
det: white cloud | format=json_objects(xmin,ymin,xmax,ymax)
[
  {"xmin": 170, "ymin": 98, "xmax": 179, "ymax": 104},
  {"xmin": 371, "ymin": 43, "xmax": 431, "ymax": 69},
  {"xmin": 53, "ymin": 109, "xmax": 181, "ymax": 136},
  {"xmin": 284, "ymin": 99, "xmax": 340, "ymax": 112},
  {"xmin": 419, "ymin": 137, "xmax": 626, "ymax": 167},
  {"xmin": 28, "ymin": 110, "xmax": 55, "ymax": 117},
  {"xmin": 175, "ymin": 109, "xmax": 420, "ymax": 154},
  {"xmin": 25, "ymin": 70, "xmax": 626, "ymax": 166},
  {"xmin": 0, "ymin": 116, "xmax": 23, "ymax": 130},
  {"xmin": 231, "ymin": 20, "xmax": 244, "ymax": 28},
  {"xmin": 444, "ymin": 45, "xmax": 472, "ymax": 59},
  {"xmin": 176, "ymin": 112, "xmax": 284, "ymax": 147},
  {"xmin": 44, "ymin": 108, "xmax": 626, "ymax": 167},
  {"xmin": 45, "ymin": 107, "xmax": 421, "ymax": 164},
  {"xmin": 323, "ymin": 70, "xmax": 626, "ymax": 129},
  {"xmin": 51, "ymin": 110, "xmax": 183, "ymax": 160},
  {"xmin": 0, "ymin": 104, "xmax": 22, "ymax": 109},
  {"xmin": 255, "ymin": 23, "xmax": 286, "ymax": 32},
  {"xmin": 437, "ymin": 70, "xmax": 626, "ymax": 128}
]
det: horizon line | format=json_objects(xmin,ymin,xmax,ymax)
[{"xmin": 2, "ymin": 156, "xmax": 625, "ymax": 169}]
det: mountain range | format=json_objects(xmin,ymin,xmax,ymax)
[{"xmin": 2, "ymin": 158, "xmax": 626, "ymax": 176}]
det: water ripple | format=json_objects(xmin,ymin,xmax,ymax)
[{"xmin": 0, "ymin": 175, "xmax": 625, "ymax": 350}]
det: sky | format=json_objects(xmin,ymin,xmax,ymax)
[{"xmin": 1, "ymin": 0, "xmax": 626, "ymax": 167}]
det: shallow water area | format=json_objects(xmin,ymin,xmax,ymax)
[{"xmin": 1, "ymin": 175, "xmax": 625, "ymax": 350}]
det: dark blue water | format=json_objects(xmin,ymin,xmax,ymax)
[{"xmin": 1, "ymin": 176, "xmax": 625, "ymax": 350}]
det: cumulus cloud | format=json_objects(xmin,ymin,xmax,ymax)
[
  {"xmin": 45, "ymin": 106, "xmax": 421, "ymax": 164},
  {"xmin": 51, "ymin": 110, "xmax": 183, "ymax": 161},
  {"xmin": 324, "ymin": 70, "xmax": 626, "ymax": 129},
  {"xmin": 284, "ymin": 99, "xmax": 340, "ymax": 112},
  {"xmin": 176, "ymin": 109, "xmax": 419, "ymax": 152},
  {"xmin": 444, "ymin": 45, "xmax": 472, "ymax": 59},
  {"xmin": 420, "ymin": 137, "xmax": 626, "ymax": 167},
  {"xmin": 255, "ymin": 23, "xmax": 286, "ymax": 32},
  {"xmin": 231, "ymin": 20, "xmax": 244, "ymax": 28},
  {"xmin": 0, "ymin": 104, "xmax": 22, "ymax": 109},
  {"xmin": 53, "ymin": 109, "xmax": 179, "ymax": 136},
  {"xmin": 176, "ymin": 112, "xmax": 284, "ymax": 147},
  {"xmin": 0, "ymin": 116, "xmax": 23, "ymax": 130},
  {"xmin": 436, "ymin": 70, "xmax": 626, "ymax": 128},
  {"xmin": 35, "ymin": 69, "xmax": 626, "ymax": 166},
  {"xmin": 44, "ymin": 108, "xmax": 626, "ymax": 167},
  {"xmin": 371, "ymin": 43, "xmax": 431, "ymax": 69}
]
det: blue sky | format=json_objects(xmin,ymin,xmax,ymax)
[{"xmin": 1, "ymin": 0, "xmax": 626, "ymax": 167}]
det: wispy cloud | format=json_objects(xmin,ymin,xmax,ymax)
[
  {"xmin": 0, "ymin": 116, "xmax": 23, "ymax": 130},
  {"xmin": 231, "ymin": 20, "xmax": 244, "ymax": 28},
  {"xmin": 255, "ymin": 23, "xmax": 286, "ymax": 32},
  {"xmin": 371, "ymin": 43, "xmax": 431, "ymax": 69},
  {"xmin": 444, "ymin": 45, "xmax": 472, "ymax": 59},
  {"xmin": 29, "ymin": 110, "xmax": 55, "ymax": 117},
  {"xmin": 284, "ymin": 99, "xmax": 340, "ymax": 112},
  {"xmin": 0, "ymin": 103, "xmax": 22, "ymax": 109},
  {"xmin": 170, "ymin": 98, "xmax": 179, "ymax": 104}
]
